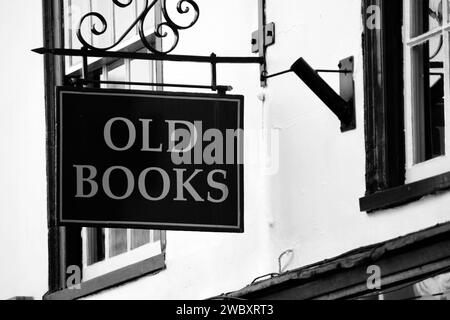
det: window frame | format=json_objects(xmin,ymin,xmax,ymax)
[
  {"xmin": 360, "ymin": 0, "xmax": 450, "ymax": 212},
  {"xmin": 403, "ymin": 0, "xmax": 450, "ymax": 183},
  {"xmin": 82, "ymin": 228, "xmax": 162, "ymax": 282},
  {"xmin": 44, "ymin": 254, "xmax": 166, "ymax": 300}
]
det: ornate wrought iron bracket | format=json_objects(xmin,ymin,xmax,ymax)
[
  {"xmin": 78, "ymin": 0, "xmax": 199, "ymax": 55},
  {"xmin": 32, "ymin": 0, "xmax": 266, "ymax": 94}
]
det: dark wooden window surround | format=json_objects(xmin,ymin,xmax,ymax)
[
  {"xmin": 44, "ymin": 254, "xmax": 166, "ymax": 300},
  {"xmin": 360, "ymin": 0, "xmax": 450, "ymax": 212},
  {"xmin": 42, "ymin": 0, "xmax": 166, "ymax": 300}
]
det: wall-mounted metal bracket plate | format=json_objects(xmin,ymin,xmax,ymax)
[
  {"xmin": 339, "ymin": 56, "xmax": 356, "ymax": 132},
  {"xmin": 251, "ymin": 22, "xmax": 276, "ymax": 53},
  {"xmin": 253, "ymin": 0, "xmax": 275, "ymax": 87}
]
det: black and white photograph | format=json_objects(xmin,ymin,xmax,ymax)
[{"xmin": 1, "ymin": 0, "xmax": 450, "ymax": 307}]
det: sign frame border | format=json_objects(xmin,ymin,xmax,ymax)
[{"xmin": 56, "ymin": 86, "xmax": 244, "ymax": 233}]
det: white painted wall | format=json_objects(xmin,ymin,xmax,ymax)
[{"xmin": 0, "ymin": 0, "xmax": 48, "ymax": 300}]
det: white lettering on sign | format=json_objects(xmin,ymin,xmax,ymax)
[
  {"xmin": 207, "ymin": 170, "xmax": 229, "ymax": 203},
  {"xmin": 140, "ymin": 119, "xmax": 163, "ymax": 152},
  {"xmin": 72, "ymin": 118, "xmax": 237, "ymax": 203},
  {"xmin": 104, "ymin": 117, "xmax": 136, "ymax": 151},
  {"xmin": 74, "ymin": 165, "xmax": 98, "ymax": 198},
  {"xmin": 138, "ymin": 167, "xmax": 171, "ymax": 201},
  {"xmin": 102, "ymin": 166, "xmax": 135, "ymax": 200}
]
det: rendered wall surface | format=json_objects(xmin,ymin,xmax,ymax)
[{"xmin": 0, "ymin": 0, "xmax": 48, "ymax": 300}]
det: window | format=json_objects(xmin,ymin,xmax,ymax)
[
  {"xmin": 404, "ymin": 0, "xmax": 449, "ymax": 183},
  {"xmin": 83, "ymin": 227, "xmax": 162, "ymax": 281},
  {"xmin": 60, "ymin": 0, "xmax": 166, "ymax": 286},
  {"xmin": 358, "ymin": 270, "xmax": 450, "ymax": 300},
  {"xmin": 360, "ymin": 0, "xmax": 450, "ymax": 212}
]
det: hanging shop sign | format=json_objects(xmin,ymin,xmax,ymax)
[{"xmin": 57, "ymin": 87, "xmax": 244, "ymax": 233}]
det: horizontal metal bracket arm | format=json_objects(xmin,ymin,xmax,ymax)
[
  {"xmin": 31, "ymin": 47, "xmax": 264, "ymax": 64},
  {"xmin": 32, "ymin": 47, "xmax": 263, "ymax": 94}
]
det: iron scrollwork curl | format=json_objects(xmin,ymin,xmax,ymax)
[
  {"xmin": 77, "ymin": 0, "xmax": 199, "ymax": 54},
  {"xmin": 144, "ymin": 0, "xmax": 200, "ymax": 54}
]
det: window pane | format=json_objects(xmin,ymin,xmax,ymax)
[
  {"xmin": 66, "ymin": 0, "xmax": 92, "ymax": 66},
  {"xmin": 64, "ymin": 1, "xmax": 72, "ymax": 60},
  {"xmin": 411, "ymin": 0, "xmax": 443, "ymax": 37},
  {"xmin": 131, "ymin": 230, "xmax": 151, "ymax": 250},
  {"xmin": 137, "ymin": 0, "xmax": 156, "ymax": 33},
  {"xmin": 448, "ymin": 0, "xmax": 450, "ymax": 22},
  {"xmin": 152, "ymin": 230, "xmax": 161, "ymax": 242},
  {"xmin": 106, "ymin": 61, "xmax": 127, "ymax": 89},
  {"xmin": 130, "ymin": 56, "xmax": 152, "ymax": 90},
  {"xmin": 91, "ymin": 0, "xmax": 114, "ymax": 48},
  {"xmin": 113, "ymin": 1, "xmax": 137, "ymax": 42},
  {"xmin": 411, "ymin": 36, "xmax": 446, "ymax": 163},
  {"xmin": 109, "ymin": 229, "xmax": 128, "ymax": 257},
  {"xmin": 70, "ymin": 0, "xmax": 93, "ymax": 48},
  {"xmin": 86, "ymin": 228, "xmax": 105, "ymax": 265}
]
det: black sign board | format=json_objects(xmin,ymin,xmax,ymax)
[{"xmin": 57, "ymin": 87, "xmax": 244, "ymax": 233}]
